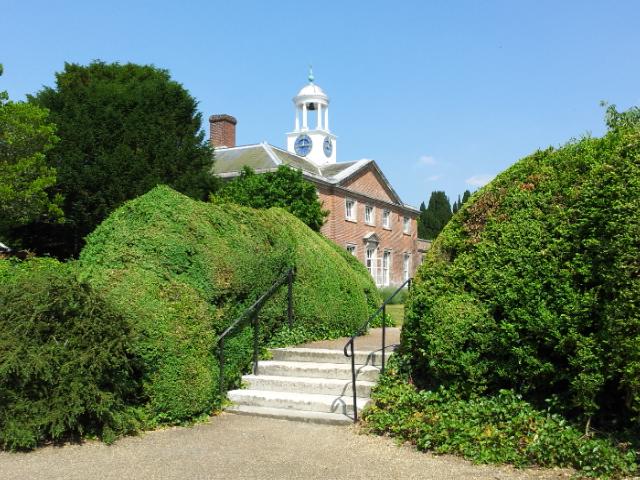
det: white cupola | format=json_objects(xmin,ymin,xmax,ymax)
[{"xmin": 286, "ymin": 67, "xmax": 337, "ymax": 165}]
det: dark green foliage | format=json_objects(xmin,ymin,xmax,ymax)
[
  {"xmin": 212, "ymin": 166, "xmax": 329, "ymax": 231},
  {"xmin": 403, "ymin": 107, "xmax": 640, "ymax": 439},
  {"xmin": 452, "ymin": 189, "xmax": 472, "ymax": 214},
  {"xmin": 364, "ymin": 360, "xmax": 637, "ymax": 478},
  {"xmin": 20, "ymin": 60, "xmax": 216, "ymax": 258},
  {"xmin": 0, "ymin": 258, "xmax": 142, "ymax": 450},
  {"xmin": 80, "ymin": 185, "xmax": 378, "ymax": 424},
  {"xmin": 418, "ymin": 191, "xmax": 452, "ymax": 239}
]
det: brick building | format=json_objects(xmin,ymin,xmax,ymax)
[{"xmin": 211, "ymin": 72, "xmax": 426, "ymax": 286}]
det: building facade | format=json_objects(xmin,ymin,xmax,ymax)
[{"xmin": 211, "ymin": 73, "xmax": 425, "ymax": 287}]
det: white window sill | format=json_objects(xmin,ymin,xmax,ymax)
[{"xmin": 346, "ymin": 218, "xmax": 358, "ymax": 223}]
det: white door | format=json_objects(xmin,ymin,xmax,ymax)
[{"xmin": 403, "ymin": 253, "xmax": 411, "ymax": 281}]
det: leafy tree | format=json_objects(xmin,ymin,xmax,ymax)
[
  {"xmin": 18, "ymin": 61, "xmax": 216, "ymax": 257},
  {"xmin": 0, "ymin": 64, "xmax": 62, "ymax": 241},
  {"xmin": 211, "ymin": 166, "xmax": 328, "ymax": 231},
  {"xmin": 418, "ymin": 191, "xmax": 452, "ymax": 239}
]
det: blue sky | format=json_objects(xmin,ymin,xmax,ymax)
[{"xmin": 2, "ymin": 0, "xmax": 639, "ymax": 207}]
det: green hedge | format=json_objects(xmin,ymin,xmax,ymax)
[
  {"xmin": 402, "ymin": 108, "xmax": 640, "ymax": 449},
  {"xmin": 80, "ymin": 185, "xmax": 379, "ymax": 424},
  {"xmin": 0, "ymin": 258, "xmax": 143, "ymax": 450}
]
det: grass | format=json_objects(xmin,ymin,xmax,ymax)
[{"xmin": 385, "ymin": 304, "xmax": 404, "ymax": 326}]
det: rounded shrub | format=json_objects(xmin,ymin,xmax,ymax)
[
  {"xmin": 79, "ymin": 185, "xmax": 379, "ymax": 424},
  {"xmin": 403, "ymin": 107, "xmax": 640, "ymax": 433},
  {"xmin": 0, "ymin": 258, "xmax": 142, "ymax": 450}
]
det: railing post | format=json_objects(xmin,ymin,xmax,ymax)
[
  {"xmin": 252, "ymin": 311, "xmax": 259, "ymax": 375},
  {"xmin": 219, "ymin": 337, "xmax": 225, "ymax": 399},
  {"xmin": 351, "ymin": 341, "xmax": 358, "ymax": 423},
  {"xmin": 381, "ymin": 304, "xmax": 386, "ymax": 374},
  {"xmin": 287, "ymin": 269, "xmax": 293, "ymax": 328}
]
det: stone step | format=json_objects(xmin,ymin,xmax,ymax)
[
  {"xmin": 269, "ymin": 347, "xmax": 395, "ymax": 366},
  {"xmin": 242, "ymin": 374, "xmax": 376, "ymax": 397},
  {"xmin": 226, "ymin": 405, "xmax": 353, "ymax": 425},
  {"xmin": 256, "ymin": 360, "xmax": 381, "ymax": 381},
  {"xmin": 227, "ymin": 389, "xmax": 370, "ymax": 415}
]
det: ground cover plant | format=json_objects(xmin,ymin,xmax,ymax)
[
  {"xmin": 375, "ymin": 106, "xmax": 640, "ymax": 477},
  {"xmin": 364, "ymin": 359, "xmax": 636, "ymax": 478},
  {"xmin": 80, "ymin": 185, "xmax": 379, "ymax": 426}
]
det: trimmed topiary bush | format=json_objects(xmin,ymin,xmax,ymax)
[
  {"xmin": 393, "ymin": 107, "xmax": 640, "ymax": 477},
  {"xmin": 79, "ymin": 185, "xmax": 379, "ymax": 425},
  {"xmin": 403, "ymin": 107, "xmax": 640, "ymax": 434},
  {"xmin": 0, "ymin": 258, "xmax": 143, "ymax": 450}
]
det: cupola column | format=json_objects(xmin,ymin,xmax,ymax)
[
  {"xmin": 302, "ymin": 102, "xmax": 308, "ymax": 129},
  {"xmin": 317, "ymin": 103, "xmax": 323, "ymax": 130},
  {"xmin": 324, "ymin": 106, "xmax": 329, "ymax": 131}
]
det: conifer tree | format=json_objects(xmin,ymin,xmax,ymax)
[{"xmin": 418, "ymin": 191, "xmax": 452, "ymax": 240}]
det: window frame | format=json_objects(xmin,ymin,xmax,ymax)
[
  {"xmin": 345, "ymin": 198, "xmax": 357, "ymax": 222},
  {"xmin": 364, "ymin": 204, "xmax": 375, "ymax": 225},
  {"xmin": 382, "ymin": 209, "xmax": 391, "ymax": 229},
  {"xmin": 346, "ymin": 244, "xmax": 357, "ymax": 256},
  {"xmin": 403, "ymin": 216, "xmax": 411, "ymax": 234}
]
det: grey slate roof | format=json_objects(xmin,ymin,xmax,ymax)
[
  {"xmin": 212, "ymin": 143, "xmax": 323, "ymax": 177},
  {"xmin": 212, "ymin": 143, "xmax": 419, "ymax": 213}
]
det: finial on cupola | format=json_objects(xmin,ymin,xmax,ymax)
[{"xmin": 308, "ymin": 65, "xmax": 314, "ymax": 83}]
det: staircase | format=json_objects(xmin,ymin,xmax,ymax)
[{"xmin": 226, "ymin": 346, "xmax": 392, "ymax": 425}]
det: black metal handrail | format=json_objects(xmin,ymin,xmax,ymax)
[
  {"xmin": 216, "ymin": 267, "xmax": 295, "ymax": 399},
  {"xmin": 343, "ymin": 278, "xmax": 412, "ymax": 422}
]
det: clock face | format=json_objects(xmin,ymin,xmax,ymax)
[
  {"xmin": 294, "ymin": 134, "xmax": 312, "ymax": 156},
  {"xmin": 323, "ymin": 136, "xmax": 333, "ymax": 157}
]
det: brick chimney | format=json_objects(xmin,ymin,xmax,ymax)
[{"xmin": 209, "ymin": 114, "xmax": 237, "ymax": 148}]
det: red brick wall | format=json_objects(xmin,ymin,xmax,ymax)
[
  {"xmin": 316, "ymin": 182, "xmax": 419, "ymax": 286},
  {"xmin": 209, "ymin": 114, "xmax": 237, "ymax": 148},
  {"xmin": 341, "ymin": 168, "xmax": 395, "ymax": 203}
]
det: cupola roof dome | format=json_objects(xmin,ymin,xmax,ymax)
[{"xmin": 295, "ymin": 82, "xmax": 328, "ymax": 101}]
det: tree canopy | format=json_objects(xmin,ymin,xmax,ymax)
[
  {"xmin": 0, "ymin": 64, "xmax": 62, "ymax": 241},
  {"xmin": 211, "ymin": 166, "xmax": 328, "ymax": 231},
  {"xmin": 418, "ymin": 191, "xmax": 452, "ymax": 239},
  {"xmin": 18, "ymin": 61, "xmax": 216, "ymax": 257}
]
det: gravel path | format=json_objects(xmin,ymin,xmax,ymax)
[{"xmin": 0, "ymin": 413, "xmax": 572, "ymax": 480}]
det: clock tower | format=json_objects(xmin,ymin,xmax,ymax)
[{"xmin": 286, "ymin": 68, "xmax": 337, "ymax": 165}]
